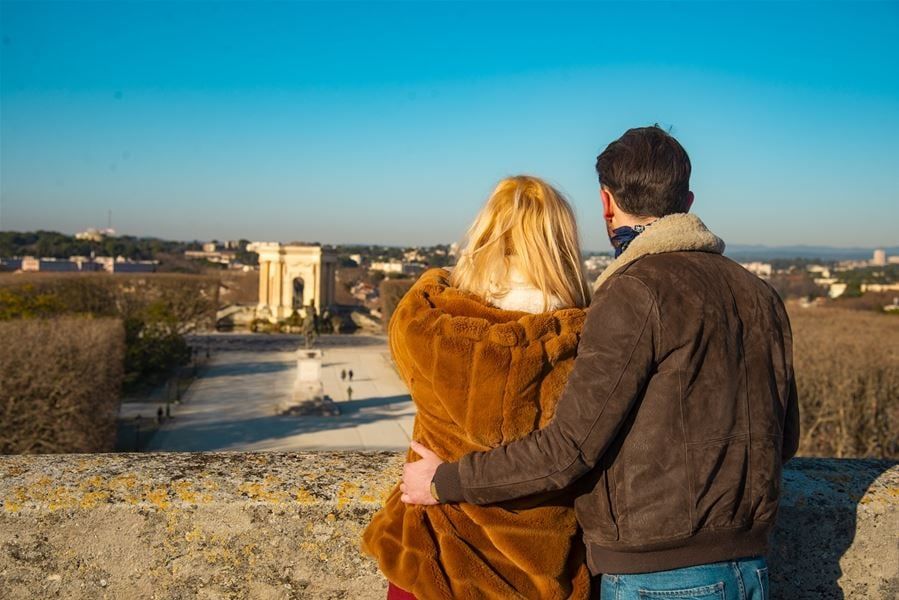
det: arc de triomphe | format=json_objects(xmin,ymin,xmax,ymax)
[{"xmin": 247, "ymin": 243, "xmax": 338, "ymax": 322}]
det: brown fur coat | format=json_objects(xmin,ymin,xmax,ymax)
[{"xmin": 362, "ymin": 268, "xmax": 591, "ymax": 600}]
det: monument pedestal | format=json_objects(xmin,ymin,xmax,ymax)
[{"xmin": 278, "ymin": 348, "xmax": 339, "ymax": 416}]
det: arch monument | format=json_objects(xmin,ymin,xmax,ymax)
[{"xmin": 247, "ymin": 242, "xmax": 338, "ymax": 322}]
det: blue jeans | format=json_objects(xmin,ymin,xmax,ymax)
[{"xmin": 599, "ymin": 557, "xmax": 768, "ymax": 600}]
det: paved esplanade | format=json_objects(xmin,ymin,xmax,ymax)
[{"xmin": 145, "ymin": 334, "xmax": 415, "ymax": 451}]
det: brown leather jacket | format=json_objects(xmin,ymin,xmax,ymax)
[{"xmin": 434, "ymin": 213, "xmax": 800, "ymax": 575}]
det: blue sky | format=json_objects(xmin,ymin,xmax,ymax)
[{"xmin": 1, "ymin": 1, "xmax": 897, "ymax": 250}]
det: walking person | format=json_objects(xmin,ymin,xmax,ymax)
[
  {"xmin": 346, "ymin": 386, "xmax": 353, "ymax": 402},
  {"xmin": 401, "ymin": 127, "xmax": 799, "ymax": 600},
  {"xmin": 340, "ymin": 369, "xmax": 347, "ymax": 381},
  {"xmin": 348, "ymin": 369, "xmax": 354, "ymax": 381}
]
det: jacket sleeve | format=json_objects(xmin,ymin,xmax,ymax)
[{"xmin": 434, "ymin": 273, "xmax": 658, "ymax": 504}]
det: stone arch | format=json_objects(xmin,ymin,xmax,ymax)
[
  {"xmin": 292, "ymin": 277, "xmax": 306, "ymax": 310},
  {"xmin": 248, "ymin": 242, "xmax": 337, "ymax": 322}
]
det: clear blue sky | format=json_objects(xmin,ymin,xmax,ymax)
[{"xmin": 1, "ymin": 1, "xmax": 897, "ymax": 250}]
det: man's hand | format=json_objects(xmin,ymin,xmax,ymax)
[{"xmin": 400, "ymin": 441, "xmax": 444, "ymax": 505}]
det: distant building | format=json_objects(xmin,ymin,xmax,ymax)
[
  {"xmin": 828, "ymin": 283, "xmax": 848, "ymax": 299},
  {"xmin": 402, "ymin": 262, "xmax": 427, "ymax": 276},
  {"xmin": 185, "ymin": 245, "xmax": 238, "ymax": 266},
  {"xmin": 890, "ymin": 256, "xmax": 899, "ymax": 265},
  {"xmin": 74, "ymin": 228, "xmax": 116, "ymax": 242},
  {"xmin": 740, "ymin": 262, "xmax": 773, "ymax": 279},
  {"xmin": 584, "ymin": 255, "xmax": 613, "ymax": 272},
  {"xmin": 404, "ymin": 249, "xmax": 425, "ymax": 262},
  {"xmin": 371, "ymin": 261, "xmax": 426, "ymax": 276},
  {"xmin": 248, "ymin": 242, "xmax": 338, "ymax": 322},
  {"xmin": 813, "ymin": 277, "xmax": 839, "ymax": 287},
  {"xmin": 872, "ymin": 249, "xmax": 887, "ymax": 266},
  {"xmin": 351, "ymin": 281, "xmax": 377, "ymax": 303},
  {"xmin": 348, "ymin": 254, "xmax": 363, "ymax": 266},
  {"xmin": 806, "ymin": 265, "xmax": 831, "ymax": 278},
  {"xmin": 19, "ymin": 255, "xmax": 155, "ymax": 273},
  {"xmin": 861, "ymin": 283, "xmax": 899, "ymax": 293},
  {"xmin": 370, "ymin": 261, "xmax": 404, "ymax": 274},
  {"xmin": 0, "ymin": 258, "xmax": 22, "ymax": 271},
  {"xmin": 21, "ymin": 257, "xmax": 78, "ymax": 272},
  {"xmin": 835, "ymin": 259, "xmax": 871, "ymax": 271},
  {"xmin": 89, "ymin": 256, "xmax": 156, "ymax": 273}
]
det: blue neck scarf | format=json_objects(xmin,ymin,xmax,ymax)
[{"xmin": 610, "ymin": 223, "xmax": 652, "ymax": 258}]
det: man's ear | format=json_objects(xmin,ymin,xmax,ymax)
[
  {"xmin": 600, "ymin": 188, "xmax": 615, "ymax": 222},
  {"xmin": 685, "ymin": 191, "xmax": 695, "ymax": 213}
]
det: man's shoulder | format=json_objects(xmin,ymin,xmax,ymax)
[
  {"xmin": 617, "ymin": 251, "xmax": 749, "ymax": 280},
  {"xmin": 611, "ymin": 252, "xmax": 773, "ymax": 300}
]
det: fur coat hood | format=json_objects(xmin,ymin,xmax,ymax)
[
  {"xmin": 594, "ymin": 212, "xmax": 725, "ymax": 290},
  {"xmin": 362, "ymin": 268, "xmax": 591, "ymax": 600}
]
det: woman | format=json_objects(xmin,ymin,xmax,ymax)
[{"xmin": 362, "ymin": 176, "xmax": 593, "ymax": 600}]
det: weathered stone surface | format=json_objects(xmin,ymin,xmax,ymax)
[
  {"xmin": 1, "ymin": 452, "xmax": 401, "ymax": 600},
  {"xmin": 0, "ymin": 453, "xmax": 895, "ymax": 599},
  {"xmin": 772, "ymin": 458, "xmax": 898, "ymax": 599}
]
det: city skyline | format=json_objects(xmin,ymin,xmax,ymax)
[{"xmin": 1, "ymin": 1, "xmax": 898, "ymax": 249}]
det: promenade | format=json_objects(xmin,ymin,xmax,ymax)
[{"xmin": 141, "ymin": 334, "xmax": 415, "ymax": 452}]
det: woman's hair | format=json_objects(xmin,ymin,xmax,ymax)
[{"xmin": 451, "ymin": 175, "xmax": 592, "ymax": 310}]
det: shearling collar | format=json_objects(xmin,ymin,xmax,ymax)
[{"xmin": 593, "ymin": 213, "xmax": 725, "ymax": 290}]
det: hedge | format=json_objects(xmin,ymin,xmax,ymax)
[
  {"xmin": 0, "ymin": 317, "xmax": 124, "ymax": 453},
  {"xmin": 0, "ymin": 273, "xmax": 218, "ymax": 387}
]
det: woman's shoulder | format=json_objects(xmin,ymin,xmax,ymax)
[{"xmin": 394, "ymin": 268, "xmax": 585, "ymax": 348}]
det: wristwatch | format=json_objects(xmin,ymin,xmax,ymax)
[{"xmin": 429, "ymin": 479, "xmax": 440, "ymax": 503}]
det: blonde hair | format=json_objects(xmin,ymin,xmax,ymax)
[{"xmin": 451, "ymin": 175, "xmax": 592, "ymax": 310}]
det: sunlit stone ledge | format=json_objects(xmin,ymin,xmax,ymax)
[{"xmin": 0, "ymin": 453, "xmax": 896, "ymax": 599}]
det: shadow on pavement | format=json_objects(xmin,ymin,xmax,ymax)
[{"xmin": 145, "ymin": 394, "xmax": 412, "ymax": 452}]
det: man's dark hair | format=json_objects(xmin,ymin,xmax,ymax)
[{"xmin": 595, "ymin": 125, "xmax": 692, "ymax": 218}]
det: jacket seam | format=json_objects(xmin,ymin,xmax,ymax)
[
  {"xmin": 711, "ymin": 259, "xmax": 754, "ymax": 521},
  {"xmin": 463, "ymin": 276, "xmax": 657, "ymax": 491},
  {"xmin": 613, "ymin": 274, "xmax": 659, "ymax": 537},
  {"xmin": 583, "ymin": 520, "xmax": 776, "ymax": 547},
  {"xmin": 685, "ymin": 432, "xmax": 751, "ymax": 446},
  {"xmin": 677, "ymin": 324, "xmax": 693, "ymax": 535}
]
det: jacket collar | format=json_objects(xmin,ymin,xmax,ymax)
[{"xmin": 593, "ymin": 213, "xmax": 725, "ymax": 291}]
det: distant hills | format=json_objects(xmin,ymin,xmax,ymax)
[
  {"xmin": 723, "ymin": 244, "xmax": 899, "ymax": 262},
  {"xmin": 584, "ymin": 244, "xmax": 899, "ymax": 262}
]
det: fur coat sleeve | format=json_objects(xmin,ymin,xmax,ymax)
[{"xmin": 362, "ymin": 268, "xmax": 591, "ymax": 600}]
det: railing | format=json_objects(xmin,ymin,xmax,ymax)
[{"xmin": 1, "ymin": 453, "xmax": 896, "ymax": 599}]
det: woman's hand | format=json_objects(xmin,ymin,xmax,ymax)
[{"xmin": 400, "ymin": 441, "xmax": 444, "ymax": 505}]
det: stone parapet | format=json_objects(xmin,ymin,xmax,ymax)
[{"xmin": 1, "ymin": 453, "xmax": 896, "ymax": 599}]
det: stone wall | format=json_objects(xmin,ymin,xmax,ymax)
[{"xmin": 0, "ymin": 453, "xmax": 896, "ymax": 599}]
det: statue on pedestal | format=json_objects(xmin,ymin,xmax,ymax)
[{"xmin": 302, "ymin": 301, "xmax": 319, "ymax": 349}]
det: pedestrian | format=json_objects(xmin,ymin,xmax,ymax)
[
  {"xmin": 348, "ymin": 369, "xmax": 354, "ymax": 381},
  {"xmin": 341, "ymin": 369, "xmax": 347, "ymax": 381},
  {"xmin": 347, "ymin": 386, "xmax": 353, "ymax": 401}
]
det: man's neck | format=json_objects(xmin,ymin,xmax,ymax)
[{"xmin": 614, "ymin": 215, "xmax": 658, "ymax": 230}]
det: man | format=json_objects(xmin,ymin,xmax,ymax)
[{"xmin": 401, "ymin": 126, "xmax": 799, "ymax": 598}]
